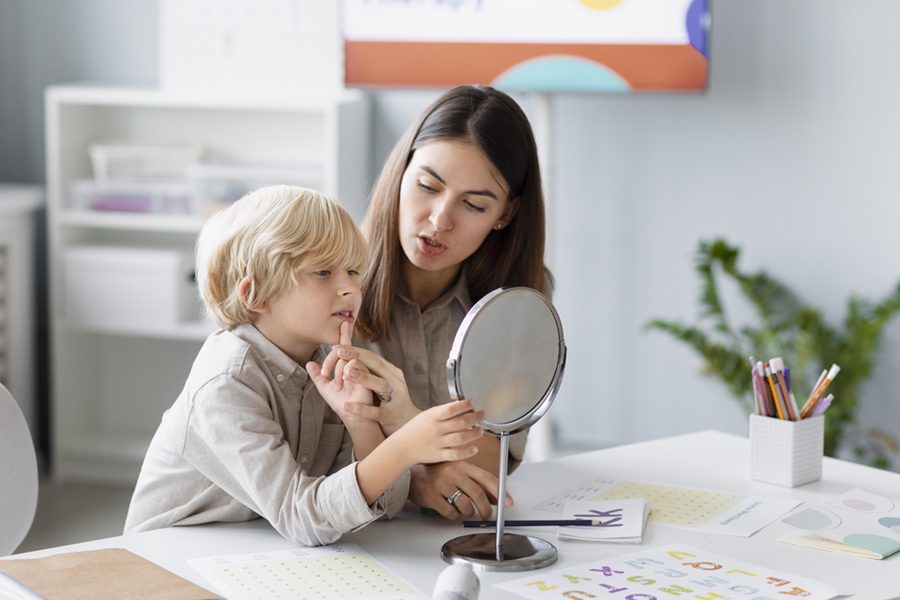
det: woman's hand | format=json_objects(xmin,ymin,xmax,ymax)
[
  {"xmin": 321, "ymin": 344, "xmax": 420, "ymax": 435},
  {"xmin": 409, "ymin": 461, "xmax": 514, "ymax": 520}
]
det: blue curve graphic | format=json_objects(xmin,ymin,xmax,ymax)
[
  {"xmin": 492, "ymin": 55, "xmax": 630, "ymax": 93},
  {"xmin": 686, "ymin": 0, "xmax": 709, "ymax": 57}
]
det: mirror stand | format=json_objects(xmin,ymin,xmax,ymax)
[{"xmin": 440, "ymin": 433, "xmax": 558, "ymax": 572}]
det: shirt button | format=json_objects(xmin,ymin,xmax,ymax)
[
  {"xmin": 414, "ymin": 363, "xmax": 424, "ymax": 375},
  {"xmin": 276, "ymin": 374, "xmax": 285, "ymax": 382},
  {"xmin": 300, "ymin": 455, "xmax": 308, "ymax": 463}
]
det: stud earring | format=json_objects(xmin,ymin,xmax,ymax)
[{"xmin": 494, "ymin": 222, "xmax": 504, "ymax": 230}]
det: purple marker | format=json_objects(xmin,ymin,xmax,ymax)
[
  {"xmin": 810, "ymin": 394, "xmax": 834, "ymax": 417},
  {"xmin": 783, "ymin": 366, "xmax": 791, "ymax": 392}
]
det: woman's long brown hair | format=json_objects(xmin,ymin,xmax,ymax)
[{"xmin": 356, "ymin": 85, "xmax": 552, "ymax": 341}]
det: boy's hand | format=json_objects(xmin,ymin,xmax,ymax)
[
  {"xmin": 391, "ymin": 400, "xmax": 485, "ymax": 466},
  {"xmin": 307, "ymin": 323, "xmax": 373, "ymax": 421}
]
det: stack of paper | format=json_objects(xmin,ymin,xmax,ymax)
[
  {"xmin": 557, "ymin": 498, "xmax": 649, "ymax": 543},
  {"xmin": 779, "ymin": 488, "xmax": 900, "ymax": 560}
]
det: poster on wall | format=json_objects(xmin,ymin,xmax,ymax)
[{"xmin": 342, "ymin": 0, "xmax": 709, "ymax": 92}]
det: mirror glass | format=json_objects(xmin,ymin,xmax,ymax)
[{"xmin": 447, "ymin": 287, "xmax": 565, "ymax": 433}]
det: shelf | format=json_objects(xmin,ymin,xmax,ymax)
[
  {"xmin": 64, "ymin": 319, "xmax": 216, "ymax": 341},
  {"xmin": 47, "ymin": 84, "xmax": 363, "ymax": 113},
  {"xmin": 59, "ymin": 209, "xmax": 207, "ymax": 233}
]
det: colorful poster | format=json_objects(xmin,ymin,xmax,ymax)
[
  {"xmin": 342, "ymin": 0, "xmax": 709, "ymax": 91},
  {"xmin": 496, "ymin": 544, "xmax": 839, "ymax": 599},
  {"xmin": 531, "ymin": 479, "xmax": 800, "ymax": 537}
]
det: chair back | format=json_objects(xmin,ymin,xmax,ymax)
[{"xmin": 0, "ymin": 382, "xmax": 38, "ymax": 555}]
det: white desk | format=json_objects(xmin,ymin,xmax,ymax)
[{"xmin": 10, "ymin": 431, "xmax": 900, "ymax": 599}]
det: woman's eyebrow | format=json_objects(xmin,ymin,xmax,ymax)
[{"xmin": 419, "ymin": 165, "xmax": 500, "ymax": 201}]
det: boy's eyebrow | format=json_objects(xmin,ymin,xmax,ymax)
[{"xmin": 419, "ymin": 166, "xmax": 500, "ymax": 201}]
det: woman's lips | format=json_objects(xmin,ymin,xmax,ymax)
[{"xmin": 417, "ymin": 235, "xmax": 447, "ymax": 256}]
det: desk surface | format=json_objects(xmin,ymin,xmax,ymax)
[{"xmin": 10, "ymin": 431, "xmax": 900, "ymax": 599}]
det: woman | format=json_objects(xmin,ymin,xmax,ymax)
[{"xmin": 328, "ymin": 85, "xmax": 551, "ymax": 520}]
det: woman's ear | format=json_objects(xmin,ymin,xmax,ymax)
[
  {"xmin": 239, "ymin": 277, "xmax": 268, "ymax": 313},
  {"xmin": 496, "ymin": 195, "xmax": 521, "ymax": 229}
]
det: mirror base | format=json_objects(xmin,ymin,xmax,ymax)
[{"xmin": 440, "ymin": 533, "xmax": 557, "ymax": 573}]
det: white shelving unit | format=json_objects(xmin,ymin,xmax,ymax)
[{"xmin": 46, "ymin": 85, "xmax": 371, "ymax": 484}]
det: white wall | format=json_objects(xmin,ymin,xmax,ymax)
[{"xmin": 2, "ymin": 0, "xmax": 899, "ymax": 465}]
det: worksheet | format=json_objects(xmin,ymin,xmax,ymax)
[
  {"xmin": 189, "ymin": 544, "xmax": 426, "ymax": 600},
  {"xmin": 496, "ymin": 544, "xmax": 839, "ymax": 599},
  {"xmin": 532, "ymin": 479, "xmax": 799, "ymax": 537}
]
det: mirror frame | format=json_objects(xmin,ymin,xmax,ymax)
[{"xmin": 446, "ymin": 287, "xmax": 567, "ymax": 435}]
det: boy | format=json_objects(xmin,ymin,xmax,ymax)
[{"xmin": 124, "ymin": 186, "xmax": 484, "ymax": 545}]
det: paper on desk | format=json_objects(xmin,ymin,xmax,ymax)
[
  {"xmin": 496, "ymin": 543, "xmax": 839, "ymax": 600},
  {"xmin": 557, "ymin": 498, "xmax": 648, "ymax": 543},
  {"xmin": 779, "ymin": 488, "xmax": 900, "ymax": 559},
  {"xmin": 189, "ymin": 544, "xmax": 426, "ymax": 600},
  {"xmin": 0, "ymin": 548, "xmax": 217, "ymax": 600},
  {"xmin": 532, "ymin": 478, "xmax": 800, "ymax": 537}
]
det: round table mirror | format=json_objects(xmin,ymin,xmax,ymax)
[{"xmin": 441, "ymin": 287, "xmax": 566, "ymax": 572}]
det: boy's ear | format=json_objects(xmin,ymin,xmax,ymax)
[{"xmin": 239, "ymin": 277, "xmax": 268, "ymax": 313}]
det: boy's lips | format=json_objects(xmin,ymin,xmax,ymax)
[{"xmin": 332, "ymin": 308, "xmax": 355, "ymax": 322}]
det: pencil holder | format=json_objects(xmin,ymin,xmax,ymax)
[{"xmin": 749, "ymin": 414, "xmax": 824, "ymax": 487}]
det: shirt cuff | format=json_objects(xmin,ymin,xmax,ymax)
[{"xmin": 317, "ymin": 462, "xmax": 382, "ymax": 532}]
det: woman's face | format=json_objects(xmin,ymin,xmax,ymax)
[{"xmin": 398, "ymin": 139, "xmax": 514, "ymax": 278}]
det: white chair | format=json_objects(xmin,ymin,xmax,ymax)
[{"xmin": 0, "ymin": 382, "xmax": 38, "ymax": 555}]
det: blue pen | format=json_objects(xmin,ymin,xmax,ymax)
[{"xmin": 783, "ymin": 366, "xmax": 791, "ymax": 392}]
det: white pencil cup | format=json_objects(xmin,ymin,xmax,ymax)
[{"xmin": 749, "ymin": 414, "xmax": 824, "ymax": 487}]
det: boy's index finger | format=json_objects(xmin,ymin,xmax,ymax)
[{"xmin": 340, "ymin": 320, "xmax": 353, "ymax": 346}]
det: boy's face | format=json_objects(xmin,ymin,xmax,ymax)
[{"xmin": 253, "ymin": 265, "xmax": 362, "ymax": 364}]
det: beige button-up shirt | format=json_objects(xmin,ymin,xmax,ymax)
[
  {"xmin": 360, "ymin": 274, "xmax": 528, "ymax": 469},
  {"xmin": 124, "ymin": 324, "xmax": 409, "ymax": 546}
]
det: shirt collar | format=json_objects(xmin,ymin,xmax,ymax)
[
  {"xmin": 397, "ymin": 268, "xmax": 472, "ymax": 314},
  {"xmin": 231, "ymin": 323, "xmax": 325, "ymax": 384}
]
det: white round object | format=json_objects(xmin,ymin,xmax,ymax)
[
  {"xmin": 432, "ymin": 564, "xmax": 480, "ymax": 600},
  {"xmin": 0, "ymin": 383, "xmax": 38, "ymax": 555}
]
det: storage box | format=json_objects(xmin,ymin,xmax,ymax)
[
  {"xmin": 63, "ymin": 246, "xmax": 198, "ymax": 330},
  {"xmin": 90, "ymin": 143, "xmax": 203, "ymax": 185},
  {"xmin": 71, "ymin": 180, "xmax": 193, "ymax": 214},
  {"xmin": 750, "ymin": 414, "xmax": 824, "ymax": 487},
  {"xmin": 188, "ymin": 163, "xmax": 323, "ymax": 215}
]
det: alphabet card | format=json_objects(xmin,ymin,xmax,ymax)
[
  {"xmin": 557, "ymin": 499, "xmax": 649, "ymax": 543},
  {"xmin": 495, "ymin": 544, "xmax": 839, "ymax": 599}
]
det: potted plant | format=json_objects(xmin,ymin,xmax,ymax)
[{"xmin": 646, "ymin": 238, "xmax": 900, "ymax": 468}]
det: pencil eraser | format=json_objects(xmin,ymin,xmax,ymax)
[
  {"xmin": 828, "ymin": 364, "xmax": 841, "ymax": 379},
  {"xmin": 770, "ymin": 357, "xmax": 785, "ymax": 371}
]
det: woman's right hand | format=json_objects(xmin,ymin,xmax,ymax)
[
  {"xmin": 323, "ymin": 344, "xmax": 420, "ymax": 435},
  {"xmin": 409, "ymin": 461, "xmax": 514, "ymax": 520}
]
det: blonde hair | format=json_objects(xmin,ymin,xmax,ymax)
[{"xmin": 196, "ymin": 185, "xmax": 367, "ymax": 330}]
